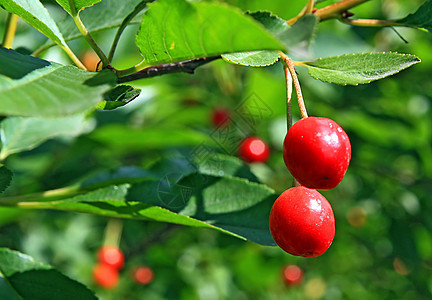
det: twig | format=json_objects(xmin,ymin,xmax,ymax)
[
  {"xmin": 314, "ymin": 0, "xmax": 371, "ymax": 21},
  {"xmin": 117, "ymin": 56, "xmax": 221, "ymax": 83},
  {"xmin": 287, "ymin": 0, "xmax": 371, "ymax": 25}
]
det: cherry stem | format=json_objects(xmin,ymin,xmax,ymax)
[
  {"xmin": 283, "ymin": 63, "xmax": 293, "ymax": 130},
  {"xmin": 104, "ymin": 218, "xmax": 123, "ymax": 247},
  {"xmin": 281, "ymin": 54, "xmax": 308, "ymax": 119}
]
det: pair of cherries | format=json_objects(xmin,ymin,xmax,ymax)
[{"xmin": 270, "ymin": 117, "xmax": 351, "ymax": 257}]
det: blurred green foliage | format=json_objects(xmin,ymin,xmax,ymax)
[{"xmin": 1, "ymin": 0, "xmax": 432, "ymax": 299}]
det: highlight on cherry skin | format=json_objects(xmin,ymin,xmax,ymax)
[
  {"xmin": 238, "ymin": 136, "xmax": 270, "ymax": 163},
  {"xmin": 269, "ymin": 186, "xmax": 335, "ymax": 257},
  {"xmin": 283, "ymin": 117, "xmax": 351, "ymax": 190}
]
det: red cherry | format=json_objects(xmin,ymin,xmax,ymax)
[
  {"xmin": 212, "ymin": 108, "xmax": 230, "ymax": 127},
  {"xmin": 93, "ymin": 263, "xmax": 119, "ymax": 289},
  {"xmin": 269, "ymin": 186, "xmax": 335, "ymax": 257},
  {"xmin": 282, "ymin": 265, "xmax": 304, "ymax": 286},
  {"xmin": 283, "ymin": 117, "xmax": 351, "ymax": 190},
  {"xmin": 238, "ymin": 136, "xmax": 270, "ymax": 163},
  {"xmin": 98, "ymin": 246, "xmax": 125, "ymax": 270},
  {"xmin": 133, "ymin": 266, "xmax": 154, "ymax": 285}
]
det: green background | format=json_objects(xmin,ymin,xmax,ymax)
[{"xmin": 0, "ymin": 0, "xmax": 431, "ymax": 299}]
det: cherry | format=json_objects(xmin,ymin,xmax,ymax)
[
  {"xmin": 212, "ymin": 107, "xmax": 231, "ymax": 128},
  {"xmin": 80, "ymin": 51, "xmax": 100, "ymax": 72},
  {"xmin": 98, "ymin": 246, "xmax": 125, "ymax": 270},
  {"xmin": 93, "ymin": 263, "xmax": 119, "ymax": 289},
  {"xmin": 238, "ymin": 136, "xmax": 270, "ymax": 163},
  {"xmin": 133, "ymin": 266, "xmax": 154, "ymax": 285},
  {"xmin": 283, "ymin": 117, "xmax": 351, "ymax": 190},
  {"xmin": 282, "ymin": 265, "xmax": 304, "ymax": 286},
  {"xmin": 269, "ymin": 186, "xmax": 335, "ymax": 257}
]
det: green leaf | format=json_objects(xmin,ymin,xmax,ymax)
[
  {"xmin": 222, "ymin": 51, "xmax": 280, "ymax": 67},
  {"xmin": 0, "ymin": 0, "xmax": 67, "ymax": 47},
  {"xmin": 222, "ymin": 12, "xmax": 318, "ymax": 66},
  {"xmin": 0, "ymin": 165, "xmax": 13, "ymax": 194},
  {"xmin": 278, "ymin": 14, "xmax": 318, "ymax": 59},
  {"xmin": 0, "ymin": 114, "xmax": 93, "ymax": 159},
  {"xmin": 0, "ymin": 248, "xmax": 97, "ymax": 300},
  {"xmin": 14, "ymin": 174, "xmax": 277, "ymax": 245},
  {"xmin": 56, "ymin": 0, "xmax": 145, "ymax": 42},
  {"xmin": 221, "ymin": 11, "xmax": 288, "ymax": 67},
  {"xmin": 0, "ymin": 48, "xmax": 116, "ymax": 117},
  {"xmin": 55, "ymin": 0, "xmax": 102, "ymax": 16},
  {"xmin": 96, "ymin": 85, "xmax": 142, "ymax": 110},
  {"xmin": 396, "ymin": 0, "xmax": 432, "ymax": 32},
  {"xmin": 303, "ymin": 52, "xmax": 421, "ymax": 85},
  {"xmin": 136, "ymin": 0, "xmax": 285, "ymax": 65}
]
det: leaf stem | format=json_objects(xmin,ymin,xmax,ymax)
[
  {"xmin": 287, "ymin": 0, "xmax": 314, "ymax": 26},
  {"xmin": 108, "ymin": 0, "xmax": 152, "ymax": 62},
  {"xmin": 68, "ymin": 0, "xmax": 109, "ymax": 67},
  {"xmin": 59, "ymin": 44, "xmax": 88, "ymax": 70},
  {"xmin": 2, "ymin": 13, "xmax": 19, "ymax": 48},
  {"xmin": 281, "ymin": 54, "xmax": 308, "ymax": 119},
  {"xmin": 340, "ymin": 18, "xmax": 398, "ymax": 27},
  {"xmin": 0, "ymin": 185, "xmax": 82, "ymax": 206},
  {"xmin": 116, "ymin": 60, "xmax": 150, "ymax": 77}
]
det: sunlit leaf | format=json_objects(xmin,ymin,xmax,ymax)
[
  {"xmin": 136, "ymin": 0, "xmax": 285, "ymax": 65},
  {"xmin": 0, "ymin": 48, "xmax": 116, "ymax": 117},
  {"xmin": 0, "ymin": 0, "xmax": 67, "ymax": 47},
  {"xmin": 304, "ymin": 52, "xmax": 421, "ymax": 85}
]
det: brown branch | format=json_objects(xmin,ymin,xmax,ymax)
[
  {"xmin": 314, "ymin": 0, "xmax": 371, "ymax": 21},
  {"xmin": 117, "ymin": 56, "xmax": 221, "ymax": 83},
  {"xmin": 287, "ymin": 0, "xmax": 371, "ymax": 25}
]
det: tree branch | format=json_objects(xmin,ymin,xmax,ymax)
[{"xmin": 117, "ymin": 56, "xmax": 221, "ymax": 83}]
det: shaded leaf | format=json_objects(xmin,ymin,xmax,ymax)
[
  {"xmin": 304, "ymin": 52, "xmax": 421, "ymax": 85},
  {"xmin": 0, "ymin": 165, "xmax": 13, "ymax": 194},
  {"xmin": 278, "ymin": 14, "xmax": 318, "ymax": 59},
  {"xmin": 0, "ymin": 114, "xmax": 93, "ymax": 159},
  {"xmin": 0, "ymin": 48, "xmax": 116, "ymax": 117},
  {"xmin": 396, "ymin": 0, "xmax": 432, "ymax": 32},
  {"xmin": 96, "ymin": 85, "xmax": 142, "ymax": 110},
  {"xmin": 0, "ymin": 0, "xmax": 67, "ymax": 47},
  {"xmin": 55, "ymin": 0, "xmax": 102, "ymax": 16},
  {"xmin": 222, "ymin": 12, "xmax": 318, "ymax": 66},
  {"xmin": 0, "ymin": 248, "xmax": 97, "ymax": 300},
  {"xmin": 57, "ymin": 0, "xmax": 145, "ymax": 42},
  {"xmin": 136, "ymin": 0, "xmax": 285, "ymax": 65}
]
